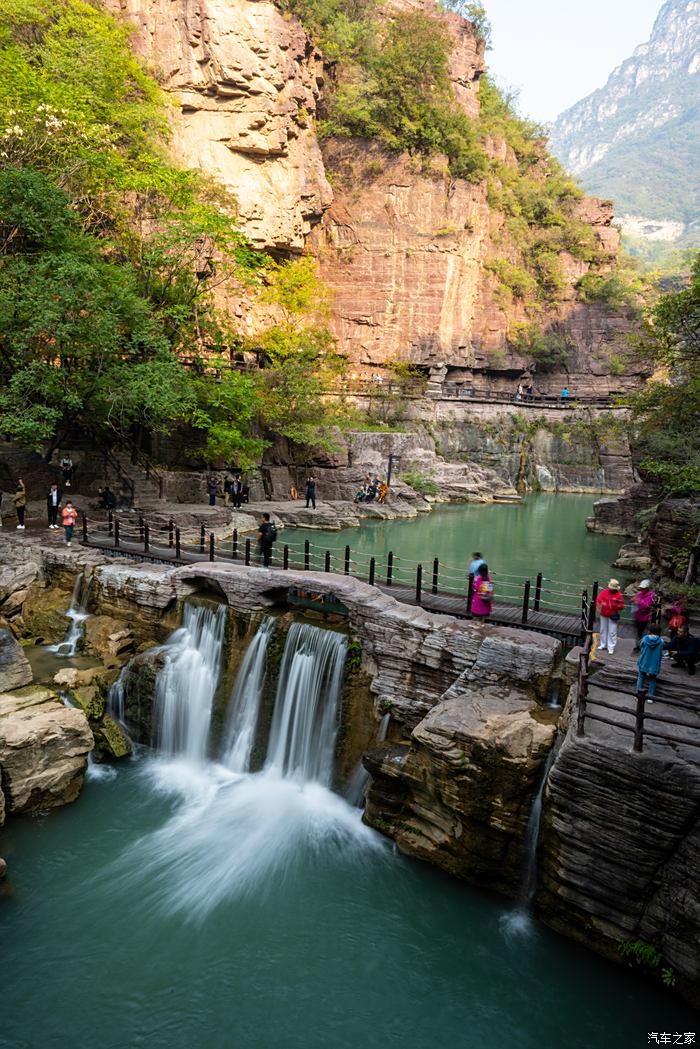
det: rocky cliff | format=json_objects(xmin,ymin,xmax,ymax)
[
  {"xmin": 107, "ymin": 0, "xmax": 644, "ymax": 394},
  {"xmin": 551, "ymin": 0, "xmax": 700, "ymax": 252}
]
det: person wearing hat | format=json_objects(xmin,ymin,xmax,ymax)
[
  {"xmin": 595, "ymin": 578, "xmax": 625, "ymax": 654},
  {"xmin": 631, "ymin": 579, "xmax": 656, "ymax": 651}
]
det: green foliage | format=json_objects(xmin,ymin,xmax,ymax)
[
  {"xmin": 618, "ymin": 938, "xmax": 675, "ymax": 987},
  {"xmin": 509, "ymin": 323, "xmax": 573, "ymax": 371},
  {"xmin": 400, "ymin": 470, "xmax": 440, "ymax": 497},
  {"xmin": 576, "ymin": 270, "xmax": 644, "ymax": 310},
  {"xmin": 485, "ymin": 258, "xmax": 538, "ymax": 300}
]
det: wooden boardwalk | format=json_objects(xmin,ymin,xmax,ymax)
[{"xmin": 81, "ymin": 529, "xmax": 586, "ymax": 644}]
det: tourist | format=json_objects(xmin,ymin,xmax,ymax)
[
  {"xmin": 470, "ymin": 563, "xmax": 494, "ymax": 622},
  {"xmin": 595, "ymin": 578, "xmax": 625, "ymax": 655},
  {"xmin": 257, "ymin": 512, "xmax": 276, "ymax": 567},
  {"xmin": 561, "ymin": 386, "xmax": 569, "ymax": 401},
  {"xmin": 516, "ymin": 382, "xmax": 524, "ymax": 402},
  {"xmin": 46, "ymin": 483, "xmax": 62, "ymax": 529},
  {"xmin": 61, "ymin": 500, "xmax": 78, "ymax": 547},
  {"xmin": 102, "ymin": 486, "xmax": 117, "ymax": 511},
  {"xmin": 305, "ymin": 475, "xmax": 317, "ymax": 510},
  {"xmin": 664, "ymin": 626, "xmax": 699, "ymax": 676},
  {"xmin": 526, "ymin": 383, "xmax": 534, "ymax": 402},
  {"xmin": 468, "ymin": 551, "xmax": 486, "ymax": 577},
  {"xmin": 60, "ymin": 453, "xmax": 74, "ymax": 488},
  {"xmin": 665, "ymin": 599, "xmax": 688, "ymax": 640},
  {"xmin": 232, "ymin": 475, "xmax": 243, "ymax": 509},
  {"xmin": 631, "ymin": 579, "xmax": 655, "ymax": 650},
  {"xmin": 378, "ymin": 480, "xmax": 389, "ymax": 504},
  {"xmin": 207, "ymin": 476, "xmax": 218, "ymax": 507},
  {"xmin": 636, "ymin": 625, "xmax": 664, "ymax": 702},
  {"xmin": 13, "ymin": 479, "xmax": 26, "ymax": 530},
  {"xmin": 223, "ymin": 475, "xmax": 233, "ymax": 507}
]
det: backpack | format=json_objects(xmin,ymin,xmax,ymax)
[{"xmin": 269, "ymin": 523, "xmax": 278, "ymax": 543}]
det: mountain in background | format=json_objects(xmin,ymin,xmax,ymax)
[{"xmin": 550, "ymin": 0, "xmax": 700, "ymax": 265}]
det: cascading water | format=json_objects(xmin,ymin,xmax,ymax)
[
  {"xmin": 265, "ymin": 622, "xmax": 347, "ymax": 784},
  {"xmin": 115, "ymin": 618, "xmax": 380, "ymax": 917},
  {"xmin": 154, "ymin": 602, "xmax": 227, "ymax": 762},
  {"xmin": 49, "ymin": 572, "xmax": 89, "ymax": 656},
  {"xmin": 222, "ymin": 617, "xmax": 275, "ymax": 773},
  {"xmin": 344, "ymin": 711, "xmax": 391, "ymax": 807}
]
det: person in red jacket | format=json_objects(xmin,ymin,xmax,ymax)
[
  {"xmin": 61, "ymin": 500, "xmax": 78, "ymax": 547},
  {"xmin": 596, "ymin": 578, "xmax": 625, "ymax": 655}
]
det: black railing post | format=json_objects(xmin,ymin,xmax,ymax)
[
  {"xmin": 175, "ymin": 527, "xmax": 181, "ymax": 560},
  {"xmin": 139, "ymin": 515, "xmax": 144, "ymax": 543},
  {"xmin": 432, "ymin": 558, "xmax": 439, "ymax": 595},
  {"xmin": 245, "ymin": 538, "xmax": 251, "ymax": 566},
  {"xmin": 369, "ymin": 557, "xmax": 376, "ymax": 587},
  {"xmin": 386, "ymin": 551, "xmax": 394, "ymax": 587},
  {"xmin": 415, "ymin": 564, "xmax": 422, "ymax": 606},
  {"xmin": 283, "ymin": 545, "xmax": 289, "ymax": 570},
  {"xmin": 633, "ymin": 690, "xmax": 646, "ymax": 753},
  {"xmin": 304, "ymin": 540, "xmax": 310, "ymax": 571},
  {"xmin": 199, "ymin": 523, "xmax": 205, "ymax": 555},
  {"xmin": 588, "ymin": 582, "xmax": 599, "ymax": 633},
  {"xmin": 466, "ymin": 574, "xmax": 474, "ymax": 618},
  {"xmin": 168, "ymin": 519, "xmax": 174, "ymax": 548},
  {"xmin": 522, "ymin": 580, "xmax": 531, "ymax": 625},
  {"xmin": 114, "ymin": 519, "xmax": 120, "ymax": 547},
  {"xmin": 325, "ymin": 550, "xmax": 331, "ymax": 573},
  {"xmin": 82, "ymin": 513, "xmax": 88, "ymax": 544},
  {"xmin": 209, "ymin": 532, "xmax": 215, "ymax": 562},
  {"xmin": 144, "ymin": 523, "xmax": 150, "ymax": 553},
  {"xmin": 108, "ymin": 511, "xmax": 113, "ymax": 537},
  {"xmin": 344, "ymin": 545, "xmax": 350, "ymax": 576},
  {"xmin": 534, "ymin": 572, "xmax": 542, "ymax": 612},
  {"xmin": 232, "ymin": 528, "xmax": 238, "ymax": 560}
]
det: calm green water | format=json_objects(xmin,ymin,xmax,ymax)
[
  {"xmin": 285, "ymin": 494, "xmax": 625, "ymax": 610},
  {"xmin": 1, "ymin": 757, "xmax": 695, "ymax": 1049}
]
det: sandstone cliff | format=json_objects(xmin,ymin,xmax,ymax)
[{"xmin": 107, "ymin": 0, "xmax": 644, "ymax": 395}]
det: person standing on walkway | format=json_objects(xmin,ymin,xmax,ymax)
[
  {"xmin": 631, "ymin": 580, "xmax": 655, "ymax": 650},
  {"xmin": 207, "ymin": 476, "xmax": 218, "ymax": 507},
  {"xmin": 305, "ymin": 475, "xmax": 317, "ymax": 510},
  {"xmin": 468, "ymin": 552, "xmax": 486, "ymax": 577},
  {"xmin": 46, "ymin": 484, "xmax": 62, "ymax": 529},
  {"xmin": 223, "ymin": 475, "xmax": 233, "ymax": 507},
  {"xmin": 60, "ymin": 454, "xmax": 74, "ymax": 488},
  {"xmin": 470, "ymin": 563, "xmax": 493, "ymax": 622},
  {"xmin": 61, "ymin": 500, "xmax": 78, "ymax": 547},
  {"xmin": 13, "ymin": 479, "xmax": 26, "ymax": 529},
  {"xmin": 257, "ymin": 512, "xmax": 276, "ymax": 567},
  {"xmin": 232, "ymin": 475, "xmax": 243, "ymax": 509},
  {"xmin": 595, "ymin": 578, "xmax": 625, "ymax": 655},
  {"xmin": 636, "ymin": 626, "xmax": 664, "ymax": 702}
]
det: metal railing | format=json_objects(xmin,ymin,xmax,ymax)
[{"xmin": 83, "ymin": 514, "xmax": 595, "ymax": 642}]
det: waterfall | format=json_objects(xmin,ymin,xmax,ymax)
[
  {"xmin": 49, "ymin": 572, "xmax": 89, "ymax": 656},
  {"xmin": 344, "ymin": 711, "xmax": 391, "ymax": 807},
  {"xmin": 520, "ymin": 738, "xmax": 559, "ymax": 906},
  {"xmin": 107, "ymin": 667, "xmax": 126, "ymax": 725},
  {"xmin": 222, "ymin": 617, "xmax": 275, "ymax": 773},
  {"xmin": 154, "ymin": 602, "xmax": 227, "ymax": 762},
  {"xmin": 265, "ymin": 622, "xmax": 347, "ymax": 784}
]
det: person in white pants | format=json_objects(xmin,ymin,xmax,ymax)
[{"xmin": 596, "ymin": 579, "xmax": 625, "ymax": 655}]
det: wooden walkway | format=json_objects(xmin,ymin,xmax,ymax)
[{"xmin": 81, "ymin": 529, "xmax": 586, "ymax": 644}]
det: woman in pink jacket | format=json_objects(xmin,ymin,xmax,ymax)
[
  {"xmin": 631, "ymin": 579, "xmax": 655, "ymax": 651},
  {"xmin": 596, "ymin": 578, "xmax": 625, "ymax": 655},
  {"xmin": 470, "ymin": 563, "xmax": 494, "ymax": 622}
]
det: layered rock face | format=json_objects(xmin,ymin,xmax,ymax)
[
  {"xmin": 539, "ymin": 728, "xmax": 700, "ymax": 1003},
  {"xmin": 106, "ymin": 0, "xmax": 332, "ymax": 251},
  {"xmin": 0, "ymin": 688, "xmax": 93, "ymax": 815}
]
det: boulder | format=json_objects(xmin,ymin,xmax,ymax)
[
  {"xmin": 0, "ymin": 628, "xmax": 32, "ymax": 693},
  {"xmin": 21, "ymin": 584, "xmax": 72, "ymax": 644},
  {"xmin": 91, "ymin": 714, "xmax": 132, "ymax": 761},
  {"xmin": 0, "ymin": 561, "xmax": 41, "ymax": 606},
  {"xmin": 83, "ymin": 615, "xmax": 135, "ymax": 665},
  {"xmin": 0, "ymin": 686, "xmax": 93, "ymax": 813},
  {"xmin": 613, "ymin": 543, "xmax": 652, "ymax": 571}
]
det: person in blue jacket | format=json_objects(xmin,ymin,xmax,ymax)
[{"xmin": 636, "ymin": 625, "xmax": 664, "ymax": 702}]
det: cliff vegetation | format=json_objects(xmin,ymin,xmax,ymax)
[{"xmin": 0, "ymin": 0, "xmax": 350, "ymax": 463}]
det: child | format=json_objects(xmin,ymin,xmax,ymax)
[{"xmin": 636, "ymin": 625, "xmax": 664, "ymax": 703}]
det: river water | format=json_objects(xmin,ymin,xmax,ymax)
[{"xmin": 3, "ymin": 601, "xmax": 695, "ymax": 1048}]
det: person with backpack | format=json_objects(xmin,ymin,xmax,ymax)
[
  {"xmin": 595, "ymin": 578, "xmax": 625, "ymax": 655},
  {"xmin": 61, "ymin": 500, "xmax": 78, "ymax": 547},
  {"xmin": 470, "ymin": 563, "xmax": 494, "ymax": 622},
  {"xmin": 232, "ymin": 475, "xmax": 243, "ymax": 510},
  {"xmin": 257, "ymin": 512, "xmax": 277, "ymax": 567},
  {"xmin": 631, "ymin": 579, "xmax": 655, "ymax": 650},
  {"xmin": 206, "ymin": 476, "xmax": 218, "ymax": 507},
  {"xmin": 636, "ymin": 625, "xmax": 664, "ymax": 702}
]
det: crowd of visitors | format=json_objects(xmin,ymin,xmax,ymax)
[{"xmin": 354, "ymin": 475, "xmax": 388, "ymax": 505}]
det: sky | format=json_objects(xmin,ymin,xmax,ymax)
[{"xmin": 483, "ymin": 0, "xmax": 664, "ymax": 123}]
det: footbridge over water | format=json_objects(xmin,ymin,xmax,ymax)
[{"xmin": 81, "ymin": 514, "xmax": 599, "ymax": 646}]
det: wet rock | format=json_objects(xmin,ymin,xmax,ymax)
[
  {"xmin": 0, "ymin": 856, "xmax": 6, "ymax": 878},
  {"xmin": 0, "ymin": 628, "xmax": 32, "ymax": 693},
  {"xmin": 21, "ymin": 584, "xmax": 72, "ymax": 644},
  {"xmin": 0, "ymin": 686, "xmax": 93, "ymax": 813},
  {"xmin": 91, "ymin": 714, "xmax": 132, "ymax": 761},
  {"xmin": 83, "ymin": 616, "xmax": 135, "ymax": 665}
]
